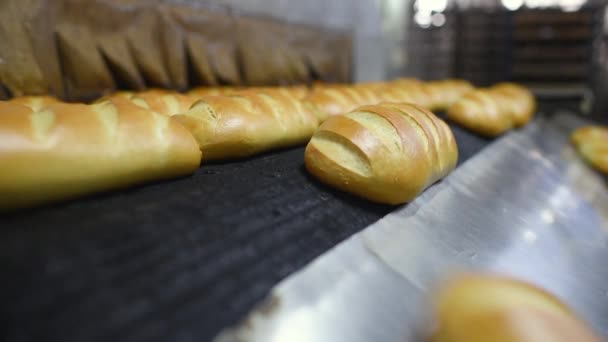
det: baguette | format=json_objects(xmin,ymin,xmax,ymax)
[
  {"xmin": 304, "ymin": 102, "xmax": 457, "ymax": 204},
  {"xmin": 172, "ymin": 91, "xmax": 319, "ymax": 160},
  {"xmin": 0, "ymin": 99, "xmax": 201, "ymax": 210},
  {"xmin": 430, "ymin": 274, "xmax": 600, "ymax": 342},
  {"xmin": 571, "ymin": 126, "xmax": 608, "ymax": 174}
]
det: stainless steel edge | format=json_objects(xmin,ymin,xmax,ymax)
[{"xmin": 215, "ymin": 112, "xmax": 608, "ymax": 342}]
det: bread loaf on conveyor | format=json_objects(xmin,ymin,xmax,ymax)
[
  {"xmin": 172, "ymin": 90, "xmax": 319, "ymax": 160},
  {"xmin": 571, "ymin": 126, "xmax": 608, "ymax": 174},
  {"xmin": 104, "ymin": 89, "xmax": 197, "ymax": 116},
  {"xmin": 0, "ymin": 99, "xmax": 201, "ymax": 210},
  {"xmin": 447, "ymin": 89, "xmax": 513, "ymax": 137},
  {"xmin": 447, "ymin": 83, "xmax": 536, "ymax": 137},
  {"xmin": 425, "ymin": 79, "xmax": 474, "ymax": 111},
  {"xmin": 490, "ymin": 82, "xmax": 536, "ymax": 127},
  {"xmin": 430, "ymin": 274, "xmax": 601, "ymax": 342},
  {"xmin": 188, "ymin": 86, "xmax": 310, "ymax": 100},
  {"xmin": 304, "ymin": 102, "xmax": 457, "ymax": 204}
]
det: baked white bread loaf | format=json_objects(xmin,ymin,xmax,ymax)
[
  {"xmin": 304, "ymin": 102, "xmax": 457, "ymax": 204},
  {"xmin": 8, "ymin": 95, "xmax": 63, "ymax": 111},
  {"xmin": 304, "ymin": 83, "xmax": 384, "ymax": 122},
  {"xmin": 304, "ymin": 79, "xmax": 451, "ymax": 122},
  {"xmin": 431, "ymin": 274, "xmax": 601, "ymax": 342},
  {"xmin": 173, "ymin": 90, "xmax": 319, "ymax": 160},
  {"xmin": 188, "ymin": 86, "xmax": 309, "ymax": 101},
  {"xmin": 0, "ymin": 99, "xmax": 201, "ymax": 210},
  {"xmin": 571, "ymin": 126, "xmax": 608, "ymax": 175},
  {"xmin": 491, "ymin": 82, "xmax": 536, "ymax": 127},
  {"xmin": 425, "ymin": 79, "xmax": 474, "ymax": 111},
  {"xmin": 447, "ymin": 83, "xmax": 535, "ymax": 137},
  {"xmin": 104, "ymin": 89, "xmax": 197, "ymax": 116},
  {"xmin": 447, "ymin": 89, "xmax": 515, "ymax": 137}
]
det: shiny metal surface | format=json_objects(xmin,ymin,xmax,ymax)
[{"xmin": 215, "ymin": 112, "xmax": 608, "ymax": 342}]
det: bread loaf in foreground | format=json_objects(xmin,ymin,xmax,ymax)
[
  {"xmin": 571, "ymin": 126, "xmax": 608, "ymax": 174},
  {"xmin": 304, "ymin": 102, "xmax": 457, "ymax": 204},
  {"xmin": 172, "ymin": 90, "xmax": 319, "ymax": 160},
  {"xmin": 0, "ymin": 99, "xmax": 201, "ymax": 210},
  {"xmin": 431, "ymin": 274, "xmax": 600, "ymax": 342}
]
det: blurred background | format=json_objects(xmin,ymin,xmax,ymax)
[{"xmin": 171, "ymin": 0, "xmax": 608, "ymax": 121}]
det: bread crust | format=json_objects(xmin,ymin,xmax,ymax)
[{"xmin": 0, "ymin": 99, "xmax": 201, "ymax": 210}]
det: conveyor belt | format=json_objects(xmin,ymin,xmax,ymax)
[{"xmin": 0, "ymin": 123, "xmax": 491, "ymax": 342}]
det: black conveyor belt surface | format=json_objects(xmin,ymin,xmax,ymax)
[{"xmin": 0, "ymin": 123, "xmax": 491, "ymax": 342}]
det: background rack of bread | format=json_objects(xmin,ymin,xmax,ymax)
[
  {"xmin": 11, "ymin": 0, "xmax": 602, "ymax": 212},
  {"xmin": 0, "ymin": 0, "xmax": 352, "ymax": 101}
]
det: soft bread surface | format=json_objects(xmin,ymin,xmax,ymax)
[
  {"xmin": 173, "ymin": 90, "xmax": 319, "ymax": 160},
  {"xmin": 305, "ymin": 102, "xmax": 457, "ymax": 204},
  {"xmin": 431, "ymin": 274, "xmax": 601, "ymax": 342},
  {"xmin": 0, "ymin": 99, "xmax": 201, "ymax": 210},
  {"xmin": 571, "ymin": 126, "xmax": 608, "ymax": 174}
]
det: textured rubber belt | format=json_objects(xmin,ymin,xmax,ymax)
[{"xmin": 0, "ymin": 123, "xmax": 490, "ymax": 342}]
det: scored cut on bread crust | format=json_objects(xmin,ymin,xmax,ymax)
[{"xmin": 305, "ymin": 103, "xmax": 457, "ymax": 204}]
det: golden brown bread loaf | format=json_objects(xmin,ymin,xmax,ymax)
[
  {"xmin": 0, "ymin": 99, "xmax": 201, "ymax": 210},
  {"xmin": 188, "ymin": 86, "xmax": 309, "ymax": 101},
  {"xmin": 491, "ymin": 82, "xmax": 536, "ymax": 127},
  {"xmin": 9, "ymin": 95, "xmax": 63, "ymax": 111},
  {"xmin": 447, "ymin": 83, "xmax": 535, "ymax": 137},
  {"xmin": 304, "ymin": 84, "xmax": 384, "ymax": 122},
  {"xmin": 447, "ymin": 89, "xmax": 513, "ymax": 137},
  {"xmin": 173, "ymin": 90, "xmax": 319, "ymax": 160},
  {"xmin": 571, "ymin": 126, "xmax": 608, "ymax": 174},
  {"xmin": 105, "ymin": 89, "xmax": 196, "ymax": 116},
  {"xmin": 425, "ymin": 79, "xmax": 474, "ymax": 111},
  {"xmin": 304, "ymin": 102, "xmax": 457, "ymax": 204},
  {"xmin": 430, "ymin": 274, "xmax": 600, "ymax": 342}
]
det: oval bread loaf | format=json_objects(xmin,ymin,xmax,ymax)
[
  {"xmin": 447, "ymin": 83, "xmax": 535, "ymax": 137},
  {"xmin": 447, "ymin": 89, "xmax": 515, "ymax": 137},
  {"xmin": 431, "ymin": 274, "xmax": 601, "ymax": 342},
  {"xmin": 173, "ymin": 90, "xmax": 319, "ymax": 160},
  {"xmin": 491, "ymin": 82, "xmax": 535, "ymax": 127},
  {"xmin": 0, "ymin": 99, "xmax": 201, "ymax": 210},
  {"xmin": 304, "ymin": 102, "xmax": 457, "ymax": 204}
]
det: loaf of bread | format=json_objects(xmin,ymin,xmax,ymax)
[
  {"xmin": 0, "ymin": 99, "xmax": 201, "ymax": 210},
  {"xmin": 447, "ymin": 89, "xmax": 513, "ymax": 137},
  {"xmin": 173, "ymin": 90, "xmax": 319, "ymax": 160},
  {"xmin": 571, "ymin": 126, "xmax": 608, "ymax": 174},
  {"xmin": 105, "ymin": 89, "xmax": 196, "ymax": 116},
  {"xmin": 425, "ymin": 79, "xmax": 474, "ymax": 111},
  {"xmin": 430, "ymin": 274, "xmax": 600, "ymax": 342},
  {"xmin": 447, "ymin": 83, "xmax": 535, "ymax": 137},
  {"xmin": 304, "ymin": 84, "xmax": 384, "ymax": 122},
  {"xmin": 304, "ymin": 102, "xmax": 457, "ymax": 204},
  {"xmin": 188, "ymin": 86, "xmax": 309, "ymax": 101},
  {"xmin": 9, "ymin": 95, "xmax": 62, "ymax": 111},
  {"xmin": 491, "ymin": 82, "xmax": 536, "ymax": 127}
]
